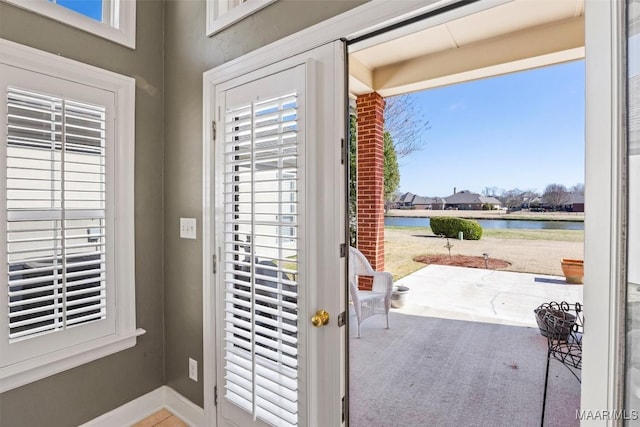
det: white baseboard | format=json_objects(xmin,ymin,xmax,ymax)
[
  {"xmin": 163, "ymin": 386, "xmax": 206, "ymax": 427},
  {"xmin": 80, "ymin": 386, "xmax": 205, "ymax": 427}
]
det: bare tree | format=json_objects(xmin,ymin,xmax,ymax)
[
  {"xmin": 494, "ymin": 188, "xmax": 538, "ymax": 209},
  {"xmin": 542, "ymin": 184, "xmax": 570, "ymax": 209},
  {"xmin": 499, "ymin": 188, "xmax": 525, "ymax": 209},
  {"xmin": 482, "ymin": 186, "xmax": 501, "ymax": 197},
  {"xmin": 570, "ymin": 183, "xmax": 585, "ymax": 195},
  {"xmin": 520, "ymin": 189, "xmax": 541, "ymax": 208},
  {"xmin": 384, "ymin": 94, "xmax": 430, "ymax": 158}
]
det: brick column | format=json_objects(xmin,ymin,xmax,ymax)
[{"xmin": 356, "ymin": 93, "xmax": 385, "ymax": 290}]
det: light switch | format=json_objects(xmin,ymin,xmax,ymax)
[{"xmin": 180, "ymin": 218, "xmax": 197, "ymax": 239}]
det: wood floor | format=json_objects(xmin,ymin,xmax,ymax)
[{"xmin": 132, "ymin": 408, "xmax": 187, "ymax": 427}]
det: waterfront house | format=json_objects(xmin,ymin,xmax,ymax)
[{"xmin": 444, "ymin": 190, "xmax": 502, "ymax": 210}]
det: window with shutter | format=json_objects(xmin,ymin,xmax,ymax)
[
  {"xmin": 0, "ymin": 39, "xmax": 138, "ymax": 393},
  {"xmin": 6, "ymin": 87, "xmax": 107, "ymax": 343},
  {"xmin": 222, "ymin": 89, "xmax": 300, "ymax": 426}
]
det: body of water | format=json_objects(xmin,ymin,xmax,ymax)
[{"xmin": 384, "ymin": 216, "xmax": 584, "ymax": 231}]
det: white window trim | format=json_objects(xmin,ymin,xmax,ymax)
[
  {"xmin": 0, "ymin": 38, "xmax": 142, "ymax": 393},
  {"xmin": 1, "ymin": 0, "xmax": 136, "ymax": 49},
  {"xmin": 206, "ymin": 0, "xmax": 277, "ymax": 36}
]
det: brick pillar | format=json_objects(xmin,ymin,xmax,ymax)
[{"xmin": 356, "ymin": 92, "xmax": 385, "ymax": 290}]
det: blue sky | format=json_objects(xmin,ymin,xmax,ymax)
[
  {"xmin": 56, "ymin": 0, "xmax": 103, "ymax": 22},
  {"xmin": 393, "ymin": 60, "xmax": 585, "ymax": 197}
]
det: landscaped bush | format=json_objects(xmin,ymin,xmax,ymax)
[{"xmin": 430, "ymin": 216, "xmax": 483, "ymax": 240}]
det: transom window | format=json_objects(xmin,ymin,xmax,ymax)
[
  {"xmin": 2, "ymin": 0, "xmax": 136, "ymax": 49},
  {"xmin": 207, "ymin": 0, "xmax": 276, "ymax": 36},
  {"xmin": 53, "ymin": 0, "xmax": 104, "ymax": 22}
]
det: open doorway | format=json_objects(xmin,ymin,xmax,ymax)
[
  {"xmin": 347, "ymin": 1, "xmax": 586, "ymax": 425},
  {"xmin": 201, "ymin": 0, "xmax": 628, "ymax": 423}
]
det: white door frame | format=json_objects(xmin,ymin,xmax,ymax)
[
  {"xmin": 582, "ymin": 0, "xmax": 627, "ymax": 422},
  {"xmin": 203, "ymin": 0, "xmax": 626, "ymax": 424}
]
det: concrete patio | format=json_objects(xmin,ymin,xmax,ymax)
[
  {"xmin": 393, "ymin": 265, "xmax": 583, "ymax": 327},
  {"xmin": 349, "ymin": 265, "xmax": 583, "ymax": 427}
]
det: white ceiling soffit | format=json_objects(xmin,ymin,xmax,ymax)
[{"xmin": 349, "ymin": 0, "xmax": 585, "ymax": 97}]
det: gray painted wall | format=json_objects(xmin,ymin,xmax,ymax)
[
  {"xmin": 0, "ymin": 0, "xmax": 365, "ymax": 424},
  {"xmin": 163, "ymin": 0, "xmax": 366, "ymax": 407},
  {"xmin": 0, "ymin": 1, "xmax": 165, "ymax": 426}
]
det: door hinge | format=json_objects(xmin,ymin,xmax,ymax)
[
  {"xmin": 337, "ymin": 311, "xmax": 346, "ymax": 327},
  {"xmin": 214, "ymin": 385, "xmax": 218, "ymax": 406},
  {"xmin": 213, "ymin": 254, "xmax": 217, "ymax": 274},
  {"xmin": 342, "ymin": 395, "xmax": 346, "ymax": 423},
  {"xmin": 340, "ymin": 138, "xmax": 345, "ymax": 165},
  {"xmin": 340, "ymin": 243, "xmax": 346, "ymax": 258},
  {"xmin": 212, "ymin": 120, "xmax": 217, "ymax": 142}
]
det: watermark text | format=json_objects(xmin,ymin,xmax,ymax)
[{"xmin": 576, "ymin": 409, "xmax": 639, "ymax": 421}]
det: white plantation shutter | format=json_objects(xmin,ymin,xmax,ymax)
[
  {"xmin": 6, "ymin": 87, "xmax": 107, "ymax": 343},
  {"xmin": 222, "ymin": 89, "xmax": 301, "ymax": 426}
]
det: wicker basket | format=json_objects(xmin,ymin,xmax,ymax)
[{"xmin": 534, "ymin": 307, "xmax": 576, "ymax": 340}]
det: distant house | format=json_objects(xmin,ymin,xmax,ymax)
[
  {"xmin": 396, "ymin": 192, "xmax": 417, "ymax": 209},
  {"xmin": 427, "ymin": 197, "xmax": 447, "ymax": 210},
  {"xmin": 565, "ymin": 193, "xmax": 585, "ymax": 212},
  {"xmin": 412, "ymin": 195, "xmax": 429, "ymax": 209},
  {"xmin": 394, "ymin": 193, "xmax": 448, "ymax": 210},
  {"xmin": 479, "ymin": 196, "xmax": 502, "ymax": 210},
  {"xmin": 445, "ymin": 190, "xmax": 502, "ymax": 210},
  {"xmin": 522, "ymin": 195, "xmax": 543, "ymax": 209}
]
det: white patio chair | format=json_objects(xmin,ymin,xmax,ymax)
[{"xmin": 349, "ymin": 246, "xmax": 393, "ymax": 337}]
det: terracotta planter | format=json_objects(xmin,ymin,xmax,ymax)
[{"xmin": 560, "ymin": 258, "xmax": 584, "ymax": 284}]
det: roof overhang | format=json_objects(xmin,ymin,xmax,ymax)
[{"xmin": 349, "ymin": 0, "xmax": 585, "ymax": 97}]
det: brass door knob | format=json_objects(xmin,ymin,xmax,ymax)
[{"xmin": 311, "ymin": 310, "xmax": 330, "ymax": 327}]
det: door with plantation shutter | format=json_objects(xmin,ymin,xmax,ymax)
[{"xmin": 211, "ymin": 42, "xmax": 346, "ymax": 426}]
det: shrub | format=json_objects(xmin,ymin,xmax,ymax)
[{"xmin": 430, "ymin": 216, "xmax": 483, "ymax": 240}]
